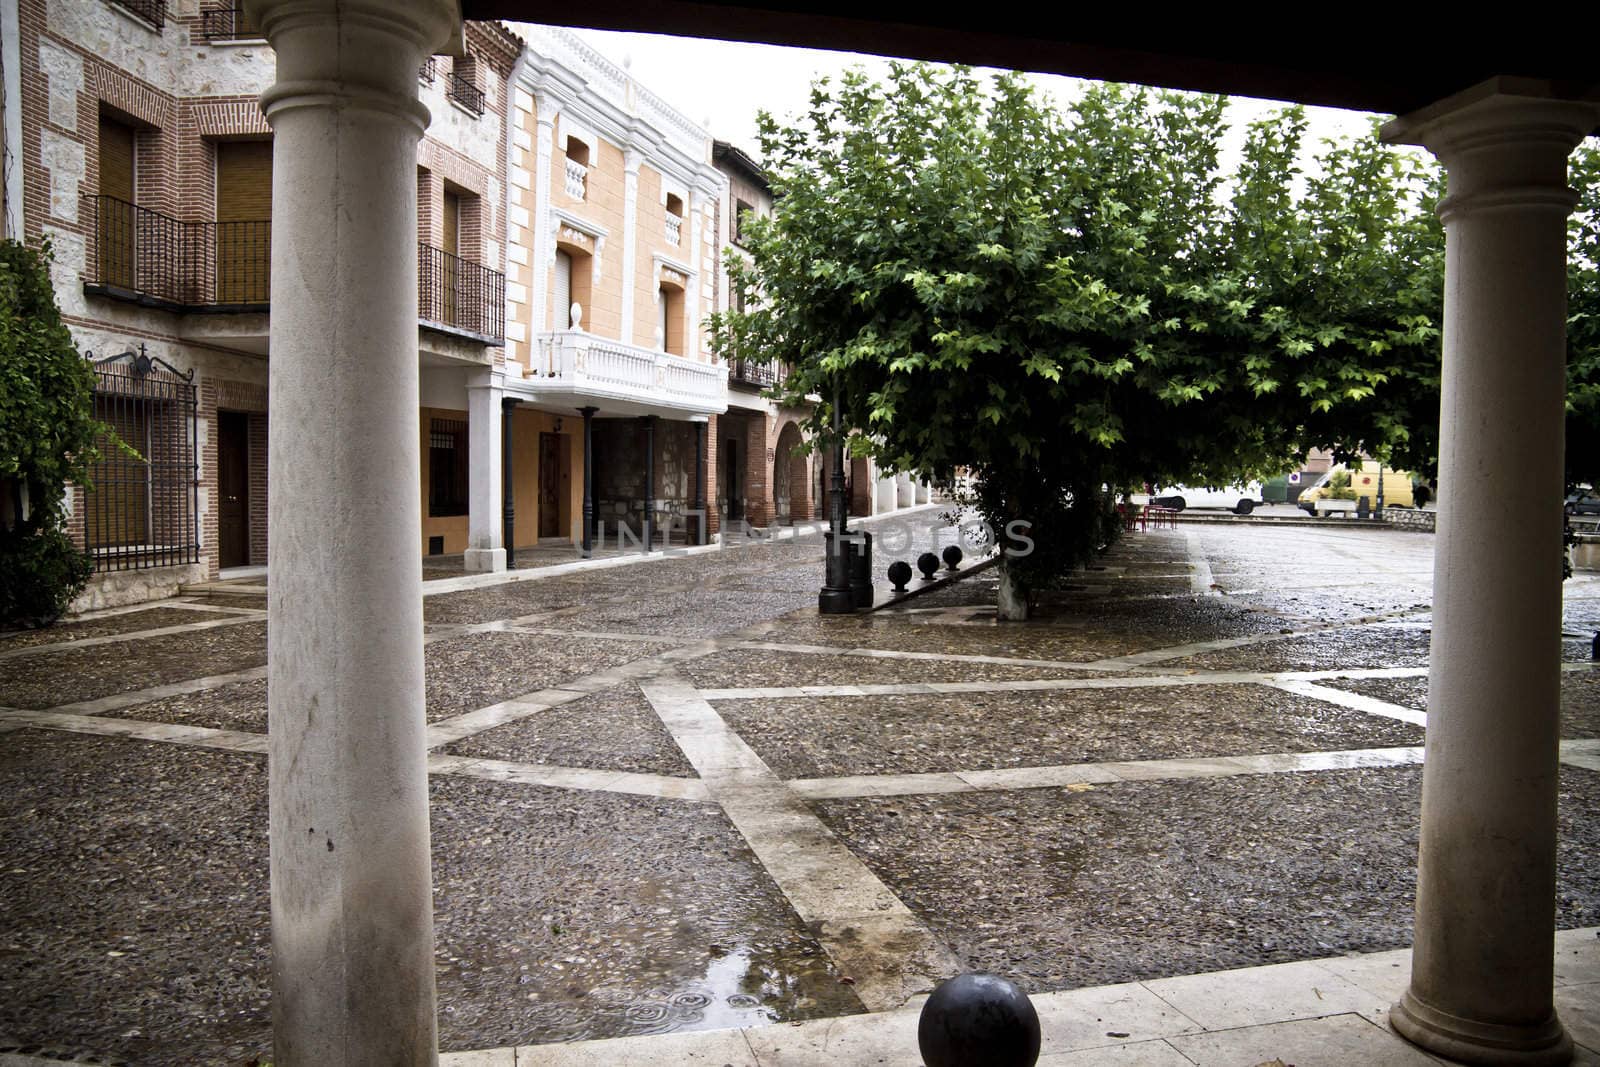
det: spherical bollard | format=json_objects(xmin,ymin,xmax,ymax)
[
  {"xmin": 917, "ymin": 551, "xmax": 941, "ymax": 580},
  {"xmin": 918, "ymin": 973, "xmax": 1041, "ymax": 1067},
  {"xmin": 888, "ymin": 560, "xmax": 913, "ymax": 592},
  {"xmin": 942, "ymin": 544, "xmax": 963, "ymax": 571}
]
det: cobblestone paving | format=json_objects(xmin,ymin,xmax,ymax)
[{"xmin": 2, "ymin": 515, "xmax": 1597, "ymax": 1064}]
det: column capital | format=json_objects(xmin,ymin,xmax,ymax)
[
  {"xmin": 1383, "ymin": 79, "xmax": 1600, "ymax": 221},
  {"xmin": 624, "ymin": 148, "xmax": 644, "ymax": 175}
]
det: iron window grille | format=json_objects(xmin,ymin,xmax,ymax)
[
  {"xmin": 419, "ymin": 56, "xmax": 438, "ymax": 85},
  {"xmin": 85, "ymin": 346, "xmax": 199, "ymax": 572},
  {"xmin": 199, "ymin": 4, "xmax": 262, "ymax": 40},
  {"xmin": 446, "ymin": 69, "xmax": 485, "ymax": 116},
  {"xmin": 428, "ymin": 419, "xmax": 469, "ymax": 517},
  {"xmin": 110, "ymin": 0, "xmax": 164, "ymax": 27}
]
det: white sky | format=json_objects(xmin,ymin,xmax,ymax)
[{"xmin": 565, "ymin": 27, "xmax": 1395, "ymax": 174}]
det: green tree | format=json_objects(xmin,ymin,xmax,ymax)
[
  {"xmin": 1, "ymin": 239, "xmax": 100, "ymax": 626},
  {"xmin": 1568, "ymin": 141, "xmax": 1600, "ymax": 490},
  {"xmin": 716, "ymin": 65, "xmax": 1444, "ymax": 617}
]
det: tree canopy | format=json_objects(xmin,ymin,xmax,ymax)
[{"xmin": 713, "ymin": 64, "xmax": 1597, "ymax": 614}]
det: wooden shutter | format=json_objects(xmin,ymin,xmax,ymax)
[
  {"xmin": 97, "ymin": 117, "xmax": 136, "ymax": 288},
  {"xmin": 216, "ymin": 141, "xmax": 272, "ymax": 303}
]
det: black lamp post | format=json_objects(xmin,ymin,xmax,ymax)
[{"xmin": 819, "ymin": 375, "xmax": 855, "ymax": 613}]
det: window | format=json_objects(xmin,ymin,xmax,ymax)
[
  {"xmin": 446, "ymin": 56, "xmax": 485, "ymax": 117},
  {"xmin": 199, "ymin": 3, "xmax": 261, "ymax": 41},
  {"xmin": 658, "ymin": 284, "xmax": 684, "ymax": 355},
  {"xmin": 734, "ymin": 199, "xmax": 755, "ymax": 246},
  {"xmin": 428, "ymin": 419, "xmax": 468, "ymax": 517}
]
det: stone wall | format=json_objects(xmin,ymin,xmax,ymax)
[{"xmin": 1381, "ymin": 508, "xmax": 1437, "ymax": 532}]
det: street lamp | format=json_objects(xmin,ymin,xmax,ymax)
[{"xmin": 818, "ymin": 375, "xmax": 855, "ymax": 613}]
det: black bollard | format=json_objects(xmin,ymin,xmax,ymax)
[
  {"xmin": 918, "ymin": 973, "xmax": 1041, "ymax": 1067},
  {"xmin": 888, "ymin": 560, "xmax": 912, "ymax": 592},
  {"xmin": 850, "ymin": 530, "xmax": 874, "ymax": 609},
  {"xmin": 942, "ymin": 544, "xmax": 963, "ymax": 571},
  {"xmin": 917, "ymin": 551, "xmax": 940, "ymax": 579}
]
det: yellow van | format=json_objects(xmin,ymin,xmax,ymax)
[{"xmin": 1298, "ymin": 462, "xmax": 1416, "ymax": 515}]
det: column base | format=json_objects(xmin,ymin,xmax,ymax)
[
  {"xmin": 463, "ymin": 548, "xmax": 506, "ymax": 573},
  {"xmin": 1390, "ymin": 988, "xmax": 1572, "ymax": 1066}
]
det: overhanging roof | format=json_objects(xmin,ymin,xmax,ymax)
[{"xmin": 458, "ymin": 5, "xmax": 1599, "ymax": 121}]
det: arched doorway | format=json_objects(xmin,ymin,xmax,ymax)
[{"xmin": 772, "ymin": 420, "xmax": 804, "ymax": 524}]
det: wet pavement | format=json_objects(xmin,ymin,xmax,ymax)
[{"xmin": 2, "ymin": 512, "xmax": 1599, "ymax": 1063}]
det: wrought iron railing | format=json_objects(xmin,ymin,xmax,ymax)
[
  {"xmin": 86, "ymin": 346, "xmax": 199, "ymax": 572},
  {"xmin": 419, "ymin": 56, "xmax": 438, "ymax": 84},
  {"xmin": 112, "ymin": 0, "xmax": 165, "ymax": 27},
  {"xmin": 418, "ymin": 243, "xmax": 505, "ymax": 342},
  {"xmin": 199, "ymin": 4, "xmax": 260, "ymax": 40},
  {"xmin": 446, "ymin": 70, "xmax": 485, "ymax": 116},
  {"xmin": 730, "ymin": 357, "xmax": 784, "ymax": 389},
  {"xmin": 84, "ymin": 195, "xmax": 271, "ymax": 308},
  {"xmin": 83, "ymin": 197, "xmax": 504, "ymax": 342}
]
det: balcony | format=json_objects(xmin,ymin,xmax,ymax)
[
  {"xmin": 112, "ymin": 0, "xmax": 164, "ymax": 27},
  {"xmin": 81, "ymin": 196, "xmax": 505, "ymax": 344},
  {"xmin": 418, "ymin": 244, "xmax": 505, "ymax": 343},
  {"xmin": 446, "ymin": 71, "xmax": 485, "ymax": 117},
  {"xmin": 199, "ymin": 4, "xmax": 261, "ymax": 40},
  {"xmin": 730, "ymin": 357, "xmax": 785, "ymax": 389},
  {"xmin": 526, "ymin": 331, "xmax": 727, "ymax": 416}
]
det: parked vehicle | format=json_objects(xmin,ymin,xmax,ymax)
[
  {"xmin": 1567, "ymin": 487, "xmax": 1600, "ymax": 516},
  {"xmin": 1298, "ymin": 462, "xmax": 1416, "ymax": 515},
  {"xmin": 1148, "ymin": 482, "xmax": 1264, "ymax": 514}
]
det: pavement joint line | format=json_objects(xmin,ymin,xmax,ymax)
[
  {"xmin": 428, "ymin": 754, "xmax": 712, "ymax": 802},
  {"xmin": 785, "ymin": 746, "xmax": 1431, "ymax": 799},
  {"xmin": 0, "ymin": 613, "xmax": 264, "ymax": 662},
  {"xmin": 640, "ymin": 673, "xmax": 961, "ymax": 1012},
  {"xmin": 43, "ymin": 665, "xmax": 270, "ymax": 716},
  {"xmin": 0, "ymin": 706, "xmax": 268, "ymax": 752},
  {"xmin": 1265, "ymin": 679, "xmax": 1429, "ymax": 727},
  {"xmin": 697, "ymin": 666, "xmax": 1443, "ymax": 701},
  {"xmin": 490, "ymin": 625, "xmax": 697, "ymax": 644}
]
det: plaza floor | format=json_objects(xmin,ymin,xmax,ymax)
[{"xmin": 2, "ymin": 514, "xmax": 1598, "ymax": 1065}]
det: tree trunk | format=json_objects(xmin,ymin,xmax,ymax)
[{"xmin": 997, "ymin": 558, "xmax": 1030, "ymax": 621}]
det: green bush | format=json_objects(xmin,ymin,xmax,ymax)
[
  {"xmin": 0, "ymin": 524, "xmax": 92, "ymax": 626},
  {"xmin": 0, "ymin": 239, "xmax": 102, "ymax": 629}
]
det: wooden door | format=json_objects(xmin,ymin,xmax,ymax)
[
  {"xmin": 215, "ymin": 141, "xmax": 272, "ymax": 303},
  {"xmin": 92, "ymin": 395, "xmax": 150, "ymax": 546},
  {"xmin": 538, "ymin": 433, "xmax": 561, "ymax": 538},
  {"xmin": 218, "ymin": 411, "xmax": 250, "ymax": 567},
  {"xmin": 723, "ymin": 437, "xmax": 740, "ymax": 519},
  {"xmin": 97, "ymin": 116, "xmax": 136, "ymax": 288}
]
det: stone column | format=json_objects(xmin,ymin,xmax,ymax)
[
  {"xmin": 693, "ymin": 416, "xmax": 707, "ymax": 545},
  {"xmin": 253, "ymin": 0, "xmax": 458, "ymax": 1063},
  {"xmin": 686, "ymin": 190, "xmax": 705, "ymax": 361},
  {"xmin": 620, "ymin": 149, "xmax": 641, "ymax": 343},
  {"xmin": 464, "ymin": 371, "xmax": 505, "ymax": 572},
  {"xmin": 641, "ymin": 414, "xmax": 656, "ymax": 551},
  {"xmin": 579, "ymin": 405, "xmax": 595, "ymax": 555},
  {"xmin": 1383, "ymin": 80, "xmax": 1600, "ymax": 1067},
  {"xmin": 501, "ymin": 397, "xmax": 517, "ymax": 567}
]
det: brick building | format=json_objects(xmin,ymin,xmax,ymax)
[{"xmin": 7, "ymin": 0, "xmax": 518, "ymax": 605}]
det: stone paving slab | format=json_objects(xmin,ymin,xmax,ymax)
[
  {"xmin": 424, "ymin": 632, "xmax": 672, "ymax": 723},
  {"xmin": 811, "ymin": 767, "xmax": 1600, "ymax": 993},
  {"xmin": 718, "ymin": 684, "xmax": 1424, "ymax": 780},
  {"xmin": 443, "ymin": 685, "xmax": 697, "ymax": 777},
  {"xmin": 0, "ymin": 622, "xmax": 268, "ymax": 710}
]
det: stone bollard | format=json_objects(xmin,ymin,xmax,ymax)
[
  {"xmin": 918, "ymin": 973, "xmax": 1041, "ymax": 1067},
  {"xmin": 888, "ymin": 560, "xmax": 912, "ymax": 592},
  {"xmin": 917, "ymin": 551, "xmax": 940, "ymax": 580},
  {"xmin": 942, "ymin": 544, "xmax": 963, "ymax": 571}
]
